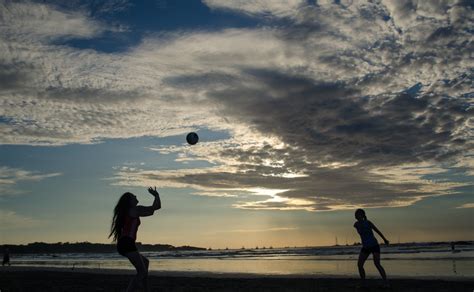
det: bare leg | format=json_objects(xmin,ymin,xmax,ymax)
[
  {"xmin": 373, "ymin": 252, "xmax": 387, "ymax": 281},
  {"xmin": 141, "ymin": 255, "xmax": 150, "ymax": 292},
  {"xmin": 125, "ymin": 251, "xmax": 148, "ymax": 292},
  {"xmin": 357, "ymin": 251, "xmax": 370, "ymax": 280},
  {"xmin": 141, "ymin": 255, "xmax": 149, "ymax": 271}
]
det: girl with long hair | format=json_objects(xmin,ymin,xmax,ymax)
[
  {"xmin": 109, "ymin": 187, "xmax": 161, "ymax": 292},
  {"xmin": 354, "ymin": 208, "xmax": 389, "ymax": 286}
]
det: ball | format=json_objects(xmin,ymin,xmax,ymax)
[{"xmin": 186, "ymin": 132, "xmax": 199, "ymax": 145}]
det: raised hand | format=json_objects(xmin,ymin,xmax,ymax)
[{"xmin": 148, "ymin": 186, "xmax": 159, "ymax": 196}]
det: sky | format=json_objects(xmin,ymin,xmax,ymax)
[{"xmin": 0, "ymin": 0, "xmax": 473, "ymax": 249}]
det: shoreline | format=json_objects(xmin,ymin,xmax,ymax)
[
  {"xmin": 1, "ymin": 267, "xmax": 473, "ymax": 292},
  {"xmin": 0, "ymin": 265, "xmax": 473, "ymax": 281}
]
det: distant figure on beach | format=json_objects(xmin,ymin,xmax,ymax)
[
  {"xmin": 2, "ymin": 246, "xmax": 10, "ymax": 266},
  {"xmin": 353, "ymin": 209, "xmax": 389, "ymax": 285},
  {"xmin": 109, "ymin": 187, "xmax": 161, "ymax": 292},
  {"xmin": 451, "ymin": 242, "xmax": 461, "ymax": 253}
]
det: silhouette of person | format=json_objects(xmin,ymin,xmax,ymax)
[
  {"xmin": 2, "ymin": 246, "xmax": 10, "ymax": 266},
  {"xmin": 109, "ymin": 187, "xmax": 161, "ymax": 292},
  {"xmin": 353, "ymin": 209, "xmax": 389, "ymax": 286}
]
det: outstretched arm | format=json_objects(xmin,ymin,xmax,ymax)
[
  {"xmin": 130, "ymin": 187, "xmax": 161, "ymax": 217},
  {"xmin": 370, "ymin": 221, "xmax": 389, "ymax": 244}
]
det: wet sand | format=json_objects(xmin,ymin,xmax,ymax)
[{"xmin": 0, "ymin": 267, "xmax": 473, "ymax": 291}]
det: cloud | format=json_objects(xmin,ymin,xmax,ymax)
[
  {"xmin": 113, "ymin": 159, "xmax": 467, "ymax": 211},
  {"xmin": 0, "ymin": 1, "xmax": 108, "ymax": 42},
  {"xmin": 192, "ymin": 191, "xmax": 238, "ymax": 198},
  {"xmin": 0, "ymin": 209, "xmax": 43, "ymax": 230},
  {"xmin": 1, "ymin": 1, "xmax": 472, "ymax": 210},
  {"xmin": 0, "ymin": 166, "xmax": 62, "ymax": 196},
  {"xmin": 202, "ymin": 0, "xmax": 306, "ymax": 18},
  {"xmin": 112, "ymin": 7, "xmax": 472, "ymax": 208},
  {"xmin": 35, "ymin": 0, "xmax": 132, "ymax": 17},
  {"xmin": 456, "ymin": 203, "xmax": 474, "ymax": 209}
]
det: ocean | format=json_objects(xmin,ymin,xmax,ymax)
[{"xmin": 9, "ymin": 242, "xmax": 474, "ymax": 278}]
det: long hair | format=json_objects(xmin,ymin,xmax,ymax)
[
  {"xmin": 109, "ymin": 192, "xmax": 134, "ymax": 242},
  {"xmin": 355, "ymin": 208, "xmax": 367, "ymax": 220}
]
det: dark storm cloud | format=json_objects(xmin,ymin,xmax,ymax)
[
  {"xmin": 163, "ymin": 72, "xmax": 241, "ymax": 90},
  {"xmin": 38, "ymin": 87, "xmax": 145, "ymax": 103},
  {"xmin": 203, "ymin": 69, "xmax": 471, "ymax": 167},
  {"xmin": 0, "ymin": 70, "xmax": 30, "ymax": 91},
  {"xmin": 0, "ymin": 62, "xmax": 38, "ymax": 92}
]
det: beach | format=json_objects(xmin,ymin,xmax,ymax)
[
  {"xmin": 1, "ymin": 267, "xmax": 473, "ymax": 292},
  {"xmin": 3, "ymin": 243, "xmax": 473, "ymax": 291},
  {"xmin": 7, "ymin": 242, "xmax": 474, "ymax": 279}
]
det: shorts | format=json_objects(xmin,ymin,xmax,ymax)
[
  {"xmin": 361, "ymin": 244, "xmax": 380, "ymax": 254},
  {"xmin": 117, "ymin": 236, "xmax": 137, "ymax": 256}
]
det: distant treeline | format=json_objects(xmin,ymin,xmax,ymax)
[{"xmin": 2, "ymin": 242, "xmax": 206, "ymax": 254}]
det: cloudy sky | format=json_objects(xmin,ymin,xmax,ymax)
[{"xmin": 0, "ymin": 0, "xmax": 472, "ymax": 248}]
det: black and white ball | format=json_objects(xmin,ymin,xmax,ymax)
[{"xmin": 186, "ymin": 132, "xmax": 199, "ymax": 145}]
